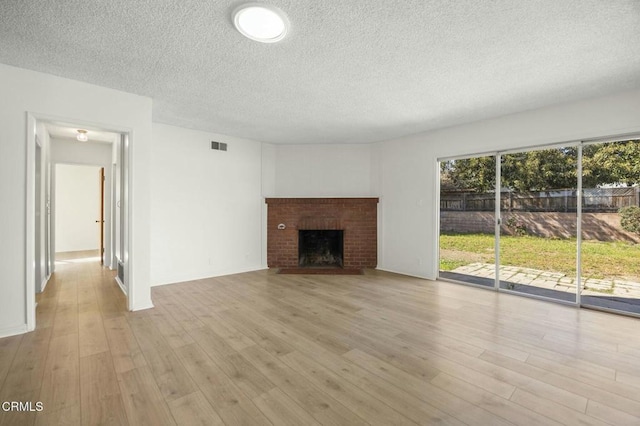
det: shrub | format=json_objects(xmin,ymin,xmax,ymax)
[
  {"xmin": 505, "ymin": 216, "xmax": 527, "ymax": 236},
  {"xmin": 619, "ymin": 206, "xmax": 640, "ymax": 234}
]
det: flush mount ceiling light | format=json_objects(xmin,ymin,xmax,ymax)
[
  {"xmin": 76, "ymin": 129, "xmax": 88, "ymax": 142},
  {"xmin": 233, "ymin": 3, "xmax": 289, "ymax": 43}
]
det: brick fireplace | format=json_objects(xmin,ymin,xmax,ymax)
[{"xmin": 265, "ymin": 198, "xmax": 378, "ymax": 269}]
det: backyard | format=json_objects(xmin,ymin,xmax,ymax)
[{"xmin": 440, "ymin": 232, "xmax": 640, "ymax": 281}]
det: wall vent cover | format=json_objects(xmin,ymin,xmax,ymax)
[{"xmin": 211, "ymin": 141, "xmax": 228, "ymax": 151}]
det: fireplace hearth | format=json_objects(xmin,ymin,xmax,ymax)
[{"xmin": 299, "ymin": 230, "xmax": 343, "ymax": 267}]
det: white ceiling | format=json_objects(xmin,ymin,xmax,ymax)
[
  {"xmin": 45, "ymin": 122, "xmax": 119, "ymax": 144},
  {"xmin": 1, "ymin": 1, "xmax": 639, "ymax": 144}
]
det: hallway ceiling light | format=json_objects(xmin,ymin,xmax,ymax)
[
  {"xmin": 76, "ymin": 129, "xmax": 88, "ymax": 142},
  {"xmin": 233, "ymin": 4, "xmax": 289, "ymax": 43}
]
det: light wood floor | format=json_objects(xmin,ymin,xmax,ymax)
[{"xmin": 2, "ymin": 260, "xmax": 640, "ymax": 425}]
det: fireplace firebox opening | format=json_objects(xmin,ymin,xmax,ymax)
[{"xmin": 298, "ymin": 230, "xmax": 344, "ymax": 268}]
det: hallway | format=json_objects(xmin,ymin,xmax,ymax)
[{"xmin": 0, "ymin": 253, "xmax": 126, "ymax": 425}]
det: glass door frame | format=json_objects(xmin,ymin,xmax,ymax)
[
  {"xmin": 578, "ymin": 135, "xmax": 640, "ymax": 317},
  {"xmin": 495, "ymin": 143, "xmax": 581, "ymax": 306},
  {"xmin": 437, "ymin": 151, "xmax": 498, "ymax": 291},
  {"xmin": 438, "ymin": 142, "xmax": 583, "ymax": 306},
  {"xmin": 438, "ymin": 133, "xmax": 640, "ymax": 315}
]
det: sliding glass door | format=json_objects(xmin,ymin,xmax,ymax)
[
  {"xmin": 439, "ymin": 156, "xmax": 496, "ymax": 288},
  {"xmin": 498, "ymin": 147, "xmax": 578, "ymax": 303},
  {"xmin": 439, "ymin": 138, "xmax": 640, "ymax": 316},
  {"xmin": 580, "ymin": 139, "xmax": 640, "ymax": 315}
]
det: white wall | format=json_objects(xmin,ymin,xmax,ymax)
[
  {"xmin": 51, "ymin": 138, "xmax": 113, "ymax": 164},
  {"xmin": 55, "ymin": 164, "xmax": 101, "ymax": 252},
  {"xmin": 51, "ymin": 138, "xmax": 114, "ymax": 265},
  {"xmin": 374, "ymin": 89, "xmax": 640, "ymax": 279},
  {"xmin": 150, "ymin": 123, "xmax": 264, "ymax": 286},
  {"xmin": 0, "ymin": 63, "xmax": 153, "ymax": 337},
  {"xmin": 273, "ymin": 144, "xmax": 373, "ymax": 196},
  {"xmin": 261, "ymin": 144, "xmax": 276, "ymax": 268}
]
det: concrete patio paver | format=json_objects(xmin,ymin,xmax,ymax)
[{"xmin": 450, "ymin": 262, "xmax": 640, "ymax": 298}]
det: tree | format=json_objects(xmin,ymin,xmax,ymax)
[
  {"xmin": 441, "ymin": 141, "xmax": 640, "ymax": 192},
  {"xmin": 501, "ymin": 148, "xmax": 577, "ymax": 191},
  {"xmin": 582, "ymin": 141, "xmax": 640, "ymax": 187},
  {"xmin": 440, "ymin": 157, "xmax": 495, "ymax": 192}
]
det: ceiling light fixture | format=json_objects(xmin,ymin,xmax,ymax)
[
  {"xmin": 76, "ymin": 129, "xmax": 88, "ymax": 142},
  {"xmin": 233, "ymin": 3, "xmax": 289, "ymax": 43}
]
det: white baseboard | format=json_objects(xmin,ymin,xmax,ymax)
[
  {"xmin": 375, "ymin": 267, "xmax": 434, "ymax": 280},
  {"xmin": 39, "ymin": 274, "xmax": 51, "ymax": 293},
  {"xmin": 0, "ymin": 324, "xmax": 28, "ymax": 338},
  {"xmin": 150, "ymin": 265, "xmax": 268, "ymax": 287},
  {"xmin": 114, "ymin": 277, "xmax": 155, "ymax": 312},
  {"xmin": 131, "ymin": 301, "xmax": 155, "ymax": 312}
]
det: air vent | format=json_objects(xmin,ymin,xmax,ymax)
[
  {"xmin": 211, "ymin": 141, "xmax": 228, "ymax": 151},
  {"xmin": 117, "ymin": 260, "xmax": 124, "ymax": 282}
]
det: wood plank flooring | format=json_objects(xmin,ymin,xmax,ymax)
[{"xmin": 2, "ymin": 256, "xmax": 640, "ymax": 425}]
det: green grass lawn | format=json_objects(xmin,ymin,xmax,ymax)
[{"xmin": 440, "ymin": 232, "xmax": 640, "ymax": 280}]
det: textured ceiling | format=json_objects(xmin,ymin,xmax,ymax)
[{"xmin": 1, "ymin": 1, "xmax": 640, "ymax": 144}]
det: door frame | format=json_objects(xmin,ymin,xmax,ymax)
[
  {"xmin": 495, "ymin": 143, "xmax": 580, "ymax": 306},
  {"xmin": 25, "ymin": 112, "xmax": 134, "ymax": 331},
  {"xmin": 52, "ymin": 163, "xmax": 107, "ymax": 263},
  {"xmin": 99, "ymin": 167, "xmax": 105, "ymax": 265}
]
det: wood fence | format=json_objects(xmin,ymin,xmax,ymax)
[{"xmin": 441, "ymin": 187, "xmax": 640, "ymax": 212}]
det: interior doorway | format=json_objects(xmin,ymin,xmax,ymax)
[
  {"xmin": 26, "ymin": 114, "xmax": 132, "ymax": 331},
  {"xmin": 54, "ymin": 164, "xmax": 103, "ymax": 264}
]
